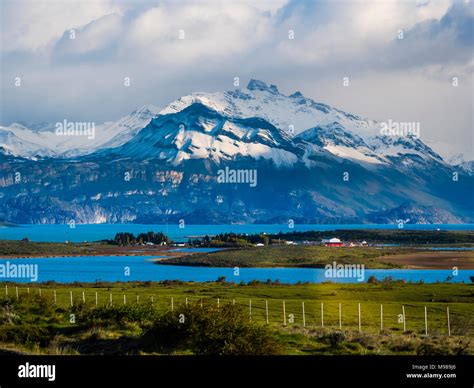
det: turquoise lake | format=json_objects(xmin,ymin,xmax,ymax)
[
  {"xmin": 0, "ymin": 254, "xmax": 472, "ymax": 284},
  {"xmin": 1, "ymin": 224, "xmax": 473, "ymax": 284}
]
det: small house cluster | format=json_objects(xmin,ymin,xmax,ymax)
[{"xmin": 321, "ymin": 238, "xmax": 368, "ymax": 247}]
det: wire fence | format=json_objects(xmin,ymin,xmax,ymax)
[{"xmin": 2, "ymin": 284, "xmax": 473, "ymax": 336}]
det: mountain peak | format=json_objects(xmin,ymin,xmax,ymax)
[
  {"xmin": 132, "ymin": 104, "xmax": 160, "ymax": 116},
  {"xmin": 247, "ymin": 79, "xmax": 279, "ymax": 94},
  {"xmin": 289, "ymin": 91, "xmax": 304, "ymax": 98}
]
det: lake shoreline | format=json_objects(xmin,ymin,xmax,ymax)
[{"xmin": 2, "ymin": 245, "xmax": 474, "ymax": 269}]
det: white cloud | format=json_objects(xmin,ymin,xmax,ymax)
[
  {"xmin": 121, "ymin": 2, "xmax": 276, "ymax": 65},
  {"xmin": 54, "ymin": 12, "xmax": 124, "ymax": 56},
  {"xmin": 1, "ymin": 0, "xmax": 121, "ymax": 52},
  {"xmin": 0, "ymin": 0, "xmax": 472, "ymax": 159}
]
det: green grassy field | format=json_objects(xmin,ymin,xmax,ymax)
[
  {"xmin": 159, "ymin": 245, "xmax": 423, "ymax": 268},
  {"xmin": 0, "ymin": 240, "xmax": 93, "ymax": 256},
  {"xmin": 1, "ymin": 281, "xmax": 472, "ymax": 355}
]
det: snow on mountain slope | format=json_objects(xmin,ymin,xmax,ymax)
[
  {"xmin": 2, "ymin": 80, "xmax": 448, "ymax": 167},
  {"xmin": 293, "ymin": 123, "xmax": 388, "ymax": 168},
  {"xmin": 456, "ymin": 160, "xmax": 474, "ymax": 175},
  {"xmin": 95, "ymin": 105, "xmax": 161, "ymax": 150},
  {"xmin": 368, "ymin": 135, "xmax": 445, "ymax": 167},
  {"xmin": 447, "ymin": 153, "xmax": 470, "ymax": 166},
  {"xmin": 103, "ymin": 102, "xmax": 300, "ymax": 167},
  {"xmin": 0, "ymin": 105, "xmax": 160, "ymax": 158},
  {"xmin": 323, "ymin": 145, "xmax": 386, "ymax": 165},
  {"xmin": 159, "ymin": 80, "xmax": 447, "ymax": 165},
  {"xmin": 160, "ymin": 79, "xmax": 380, "ymax": 140},
  {"xmin": 0, "ymin": 126, "xmax": 53, "ymax": 157}
]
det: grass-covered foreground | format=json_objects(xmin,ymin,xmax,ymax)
[{"xmin": 0, "ymin": 281, "xmax": 472, "ymax": 355}]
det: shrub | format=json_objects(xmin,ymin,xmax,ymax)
[
  {"xmin": 328, "ymin": 331, "xmax": 346, "ymax": 348},
  {"xmin": 367, "ymin": 276, "xmax": 379, "ymax": 285},
  {"xmin": 141, "ymin": 303, "xmax": 281, "ymax": 355},
  {"xmin": 0, "ymin": 324, "xmax": 51, "ymax": 347},
  {"xmin": 84, "ymin": 303, "xmax": 158, "ymax": 327},
  {"xmin": 416, "ymin": 342, "xmax": 449, "ymax": 356}
]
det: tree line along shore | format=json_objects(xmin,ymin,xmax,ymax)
[{"xmin": 1, "ymin": 229, "xmax": 473, "ymax": 269}]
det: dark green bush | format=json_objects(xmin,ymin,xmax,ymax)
[
  {"xmin": 328, "ymin": 331, "xmax": 346, "ymax": 348},
  {"xmin": 0, "ymin": 324, "xmax": 51, "ymax": 347},
  {"xmin": 141, "ymin": 303, "xmax": 281, "ymax": 355},
  {"xmin": 367, "ymin": 276, "xmax": 379, "ymax": 285},
  {"xmin": 416, "ymin": 342, "xmax": 449, "ymax": 355},
  {"xmin": 84, "ymin": 303, "xmax": 158, "ymax": 326}
]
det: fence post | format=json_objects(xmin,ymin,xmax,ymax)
[
  {"xmin": 185, "ymin": 297, "xmax": 188, "ymax": 307},
  {"xmin": 15, "ymin": 286, "xmax": 19, "ymax": 300},
  {"xmin": 302, "ymin": 302, "xmax": 306, "ymax": 327},
  {"xmin": 232, "ymin": 299, "xmax": 235, "ymax": 305},
  {"xmin": 447, "ymin": 306, "xmax": 451, "ymax": 336},
  {"xmin": 82, "ymin": 291, "xmax": 85, "ymax": 303},
  {"xmin": 151, "ymin": 296, "xmax": 154, "ymax": 305},
  {"xmin": 136, "ymin": 295, "xmax": 139, "ymax": 304},
  {"xmin": 53, "ymin": 290, "xmax": 57, "ymax": 305},
  {"xmin": 321, "ymin": 302, "xmax": 324, "ymax": 328},
  {"xmin": 5, "ymin": 284, "xmax": 7, "ymax": 297},
  {"xmin": 402, "ymin": 305, "xmax": 406, "ymax": 333},
  {"xmin": 123, "ymin": 295, "xmax": 126, "ymax": 305},
  {"xmin": 358, "ymin": 303, "xmax": 361, "ymax": 332},
  {"xmin": 380, "ymin": 304, "xmax": 383, "ymax": 332},
  {"xmin": 265, "ymin": 300, "xmax": 269, "ymax": 324},
  {"xmin": 27, "ymin": 287, "xmax": 29, "ymax": 294},
  {"xmin": 339, "ymin": 303, "xmax": 342, "ymax": 329},
  {"xmin": 70, "ymin": 291, "xmax": 73, "ymax": 307},
  {"xmin": 39, "ymin": 288, "xmax": 41, "ymax": 297},
  {"xmin": 109, "ymin": 293, "xmax": 112, "ymax": 306},
  {"xmin": 171, "ymin": 297, "xmax": 174, "ymax": 311},
  {"xmin": 424, "ymin": 306, "xmax": 428, "ymax": 336},
  {"xmin": 201, "ymin": 298, "xmax": 203, "ymax": 307},
  {"xmin": 249, "ymin": 299, "xmax": 252, "ymax": 322},
  {"xmin": 95, "ymin": 292, "xmax": 98, "ymax": 306},
  {"xmin": 217, "ymin": 298, "xmax": 220, "ymax": 310},
  {"xmin": 283, "ymin": 301, "xmax": 287, "ymax": 326}
]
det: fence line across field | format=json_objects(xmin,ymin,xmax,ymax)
[{"xmin": 2, "ymin": 286, "xmax": 466, "ymax": 336}]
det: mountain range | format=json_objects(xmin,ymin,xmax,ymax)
[{"xmin": 0, "ymin": 80, "xmax": 472, "ymax": 225}]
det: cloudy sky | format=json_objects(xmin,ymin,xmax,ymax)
[{"xmin": 1, "ymin": 0, "xmax": 473, "ymax": 160}]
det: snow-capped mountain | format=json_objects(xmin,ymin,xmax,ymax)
[
  {"xmin": 160, "ymin": 79, "xmax": 380, "ymax": 141},
  {"xmin": 0, "ymin": 80, "xmax": 472, "ymax": 225},
  {"xmin": 157, "ymin": 79, "xmax": 451, "ymax": 167},
  {"xmin": 0, "ymin": 125, "xmax": 52, "ymax": 158},
  {"xmin": 447, "ymin": 153, "xmax": 469, "ymax": 166},
  {"xmin": 0, "ymin": 79, "xmax": 451, "ymax": 167},
  {"xmin": 456, "ymin": 160, "xmax": 474, "ymax": 175},
  {"xmin": 294, "ymin": 123, "xmax": 387, "ymax": 167},
  {"xmin": 101, "ymin": 102, "xmax": 299, "ymax": 167},
  {"xmin": 89, "ymin": 80, "xmax": 447, "ymax": 171},
  {"xmin": 0, "ymin": 104, "xmax": 160, "ymax": 158}
]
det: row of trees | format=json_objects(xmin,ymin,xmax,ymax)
[
  {"xmin": 113, "ymin": 231, "xmax": 171, "ymax": 246},
  {"xmin": 189, "ymin": 233, "xmax": 270, "ymax": 247}
]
